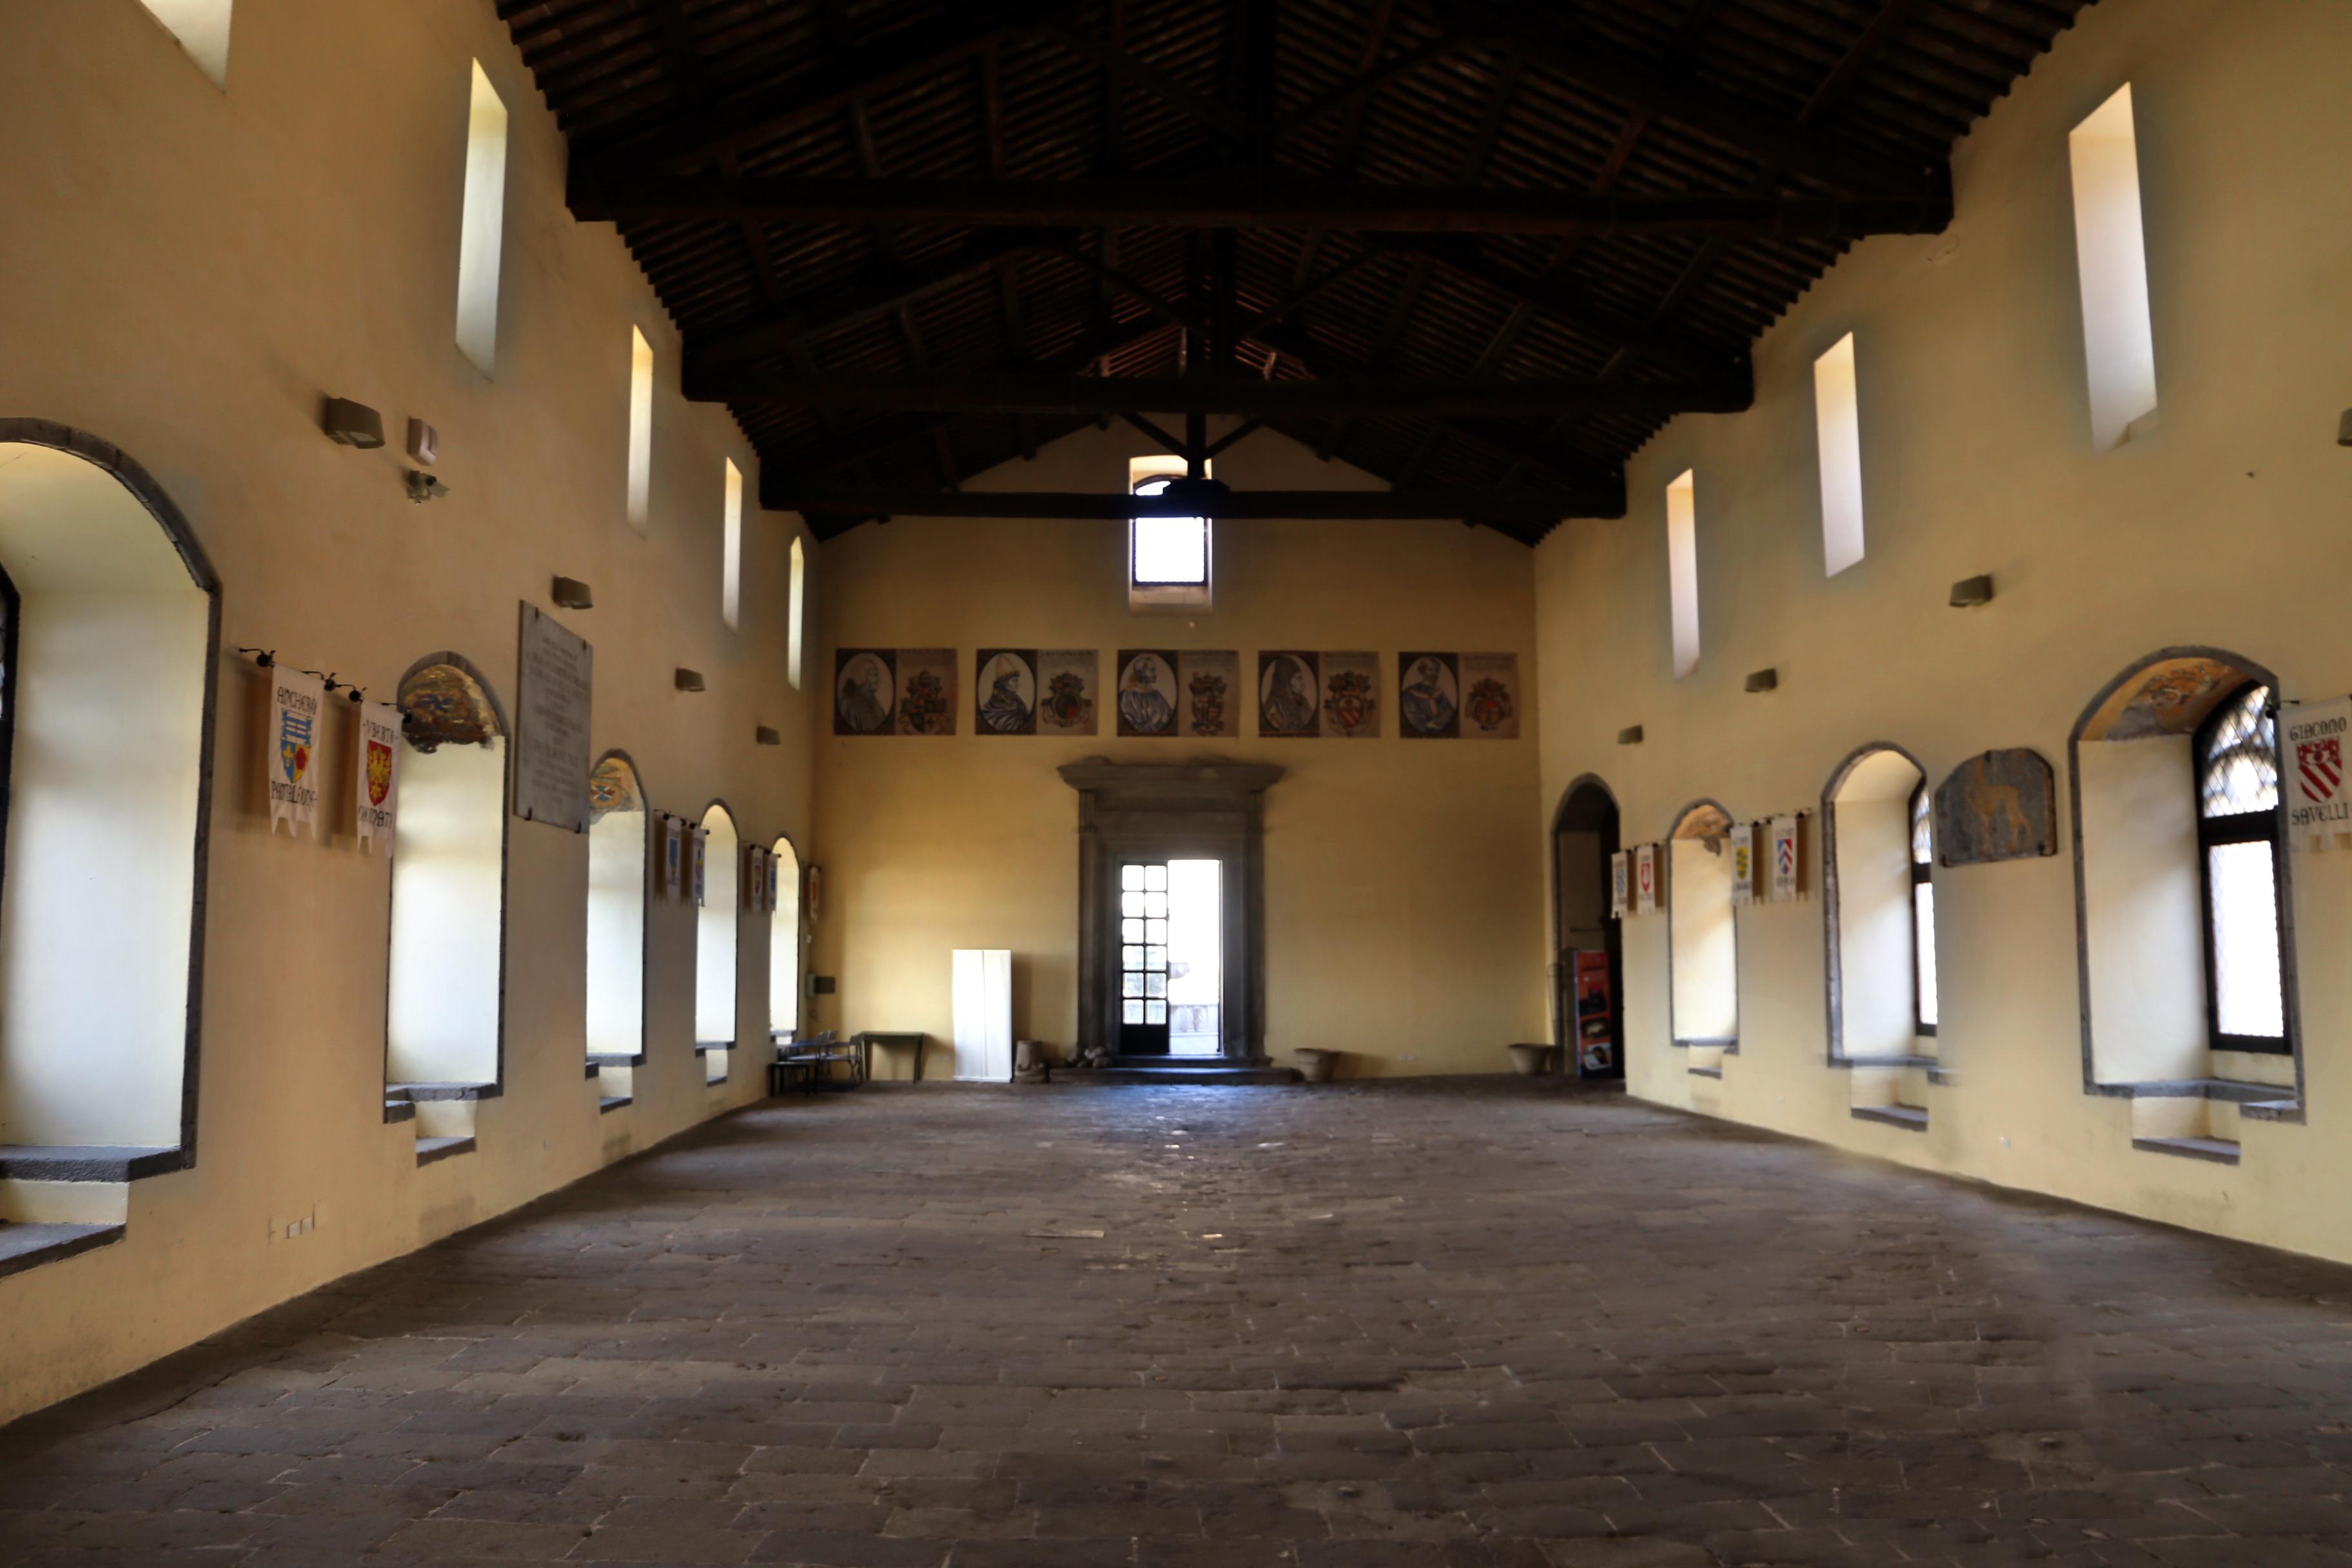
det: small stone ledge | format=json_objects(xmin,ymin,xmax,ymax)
[
  {"xmin": 415, "ymin": 1135, "xmax": 476, "ymax": 1166},
  {"xmin": 1837, "ymin": 1053, "xmax": 1938, "ymax": 1070},
  {"xmin": 2132, "ymin": 1134, "xmax": 2240, "ymax": 1166},
  {"xmin": 1851, "ymin": 1104, "xmax": 1929, "ymax": 1132},
  {"xmin": 0, "ymin": 1146, "xmax": 181, "ymax": 1183},
  {"xmin": 381, "ymin": 1099, "xmax": 416, "ymax": 1125},
  {"xmin": 706, "ymin": 1072, "xmax": 732, "ymax": 1086},
  {"xmin": 0, "ymin": 1222, "xmax": 126, "ymax": 1281},
  {"xmin": 1926, "ymin": 1065, "xmax": 1959, "ymax": 1088},
  {"xmin": 387, "ymin": 1081, "xmax": 501, "ymax": 1102},
  {"xmin": 693, "ymin": 1041, "xmax": 733, "ymax": 1057},
  {"xmin": 2240, "ymin": 1099, "xmax": 2304, "ymax": 1124},
  {"xmin": 1687, "ymin": 1065, "xmax": 1723, "ymax": 1079},
  {"xmin": 598, "ymin": 1095, "xmax": 632, "ymax": 1114},
  {"xmin": 588, "ymin": 1052, "xmax": 646, "ymax": 1069},
  {"xmin": 1674, "ymin": 1036, "xmax": 1738, "ymax": 1054}
]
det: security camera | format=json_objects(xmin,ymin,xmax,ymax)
[{"xmin": 404, "ymin": 469, "xmax": 450, "ymax": 504}]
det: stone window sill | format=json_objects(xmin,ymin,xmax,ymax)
[
  {"xmin": 0, "ymin": 1221, "xmax": 124, "ymax": 1280},
  {"xmin": 0, "ymin": 1146, "xmax": 181, "ymax": 1182}
]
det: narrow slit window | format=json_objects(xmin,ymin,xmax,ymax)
[
  {"xmin": 2068, "ymin": 83, "xmax": 2158, "ymax": 451},
  {"xmin": 454, "ymin": 62, "xmax": 510, "ymax": 378},
  {"xmin": 625, "ymin": 328, "xmax": 654, "ymax": 532},
  {"xmin": 1665, "ymin": 470, "xmax": 1699, "ymax": 678},
  {"xmin": 1911, "ymin": 781, "xmax": 1939, "ymax": 1033},
  {"xmin": 1126, "ymin": 456, "xmax": 1212, "ymax": 611},
  {"xmin": 721, "ymin": 460, "xmax": 744, "ymax": 631},
  {"xmin": 1814, "ymin": 333, "xmax": 1865, "ymax": 576},
  {"xmin": 137, "ymin": 1, "xmax": 231, "ymax": 88},
  {"xmin": 787, "ymin": 537, "xmax": 806, "ymax": 689}
]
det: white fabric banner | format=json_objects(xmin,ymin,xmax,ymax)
[
  {"xmin": 2284, "ymin": 696, "xmax": 2352, "ymax": 850},
  {"xmin": 1768, "ymin": 815, "xmax": 1801, "ymax": 903},
  {"xmin": 267, "ymin": 667, "xmax": 324, "ymax": 837},
  {"xmin": 1729, "ymin": 823, "xmax": 1756, "ymax": 906},
  {"xmin": 1634, "ymin": 843, "xmax": 1658, "ymax": 916},
  {"xmin": 1608, "ymin": 851, "xmax": 1629, "ymax": 920},
  {"xmin": 355, "ymin": 701, "xmax": 401, "ymax": 854}
]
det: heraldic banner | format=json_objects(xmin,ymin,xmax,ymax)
[
  {"xmin": 1728, "ymin": 822, "xmax": 1756, "ymax": 906},
  {"xmin": 268, "ymin": 667, "xmax": 324, "ymax": 838},
  {"xmin": 2285, "ymin": 696, "xmax": 2352, "ymax": 851},
  {"xmin": 356, "ymin": 701, "xmax": 402, "ymax": 854},
  {"xmin": 1609, "ymin": 851, "xmax": 1629, "ymax": 920},
  {"xmin": 1768, "ymin": 815, "xmax": 1801, "ymax": 902}
]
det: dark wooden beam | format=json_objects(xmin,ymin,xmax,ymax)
[
  {"xmin": 772, "ymin": 488, "xmax": 1616, "ymax": 521},
  {"xmin": 577, "ymin": 0, "xmax": 1079, "ymax": 177},
  {"xmin": 1039, "ymin": 20, "xmax": 1250, "ymax": 139},
  {"xmin": 687, "ymin": 369, "xmax": 1751, "ymax": 416},
  {"xmin": 569, "ymin": 175, "xmax": 1951, "ymax": 237},
  {"xmin": 1424, "ymin": 0, "xmax": 1938, "ymax": 198}
]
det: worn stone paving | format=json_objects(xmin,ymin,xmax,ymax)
[{"xmin": 5, "ymin": 1080, "xmax": 2352, "ymax": 1565}]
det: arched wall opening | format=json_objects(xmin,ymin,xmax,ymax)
[
  {"xmin": 769, "ymin": 834, "xmax": 801, "ymax": 1039},
  {"xmin": 585, "ymin": 752, "xmax": 648, "ymax": 1068},
  {"xmin": 2071, "ymin": 649, "xmax": 2300, "ymax": 1104},
  {"xmin": 1667, "ymin": 801, "xmax": 1738, "ymax": 1070},
  {"xmin": 387, "ymin": 656, "xmax": 508, "ymax": 1093},
  {"xmin": 1552, "ymin": 777, "xmax": 1622, "ymax": 1079},
  {"xmin": 1823, "ymin": 745, "xmax": 1933, "ymax": 1065},
  {"xmin": 0, "ymin": 424, "xmax": 218, "ymax": 1158},
  {"xmin": 695, "ymin": 801, "xmax": 740, "ymax": 1082}
]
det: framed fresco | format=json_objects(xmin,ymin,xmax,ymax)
[
  {"xmin": 1459, "ymin": 653, "xmax": 1520, "ymax": 739},
  {"xmin": 1398, "ymin": 652, "xmax": 1461, "ymax": 739},
  {"xmin": 834, "ymin": 649, "xmax": 896, "ymax": 736},
  {"xmin": 1037, "ymin": 649, "xmax": 1099, "ymax": 736},
  {"xmin": 1257, "ymin": 651, "xmax": 1320, "ymax": 738},
  {"xmin": 1178, "ymin": 651, "xmax": 1240, "ymax": 739},
  {"xmin": 1934, "ymin": 748, "xmax": 2057, "ymax": 865},
  {"xmin": 975, "ymin": 649, "xmax": 1039, "ymax": 736},
  {"xmin": 896, "ymin": 648, "xmax": 957, "ymax": 736},
  {"xmin": 1115, "ymin": 650, "xmax": 1181, "ymax": 738},
  {"xmin": 1321, "ymin": 652, "xmax": 1379, "ymax": 738}
]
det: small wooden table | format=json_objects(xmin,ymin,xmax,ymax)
[{"xmin": 859, "ymin": 1031, "xmax": 926, "ymax": 1082}]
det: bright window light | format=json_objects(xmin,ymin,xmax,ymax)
[
  {"xmin": 1914, "ymin": 883, "xmax": 1940, "ymax": 1029},
  {"xmin": 1132, "ymin": 480, "xmax": 1208, "ymax": 585},
  {"xmin": 721, "ymin": 460, "xmax": 743, "ymax": 631},
  {"xmin": 1665, "ymin": 470, "xmax": 1699, "ymax": 678},
  {"xmin": 1813, "ymin": 333, "xmax": 1865, "ymax": 576},
  {"xmin": 787, "ymin": 536, "xmax": 806, "ymax": 689},
  {"xmin": 2208, "ymin": 841, "xmax": 2284, "ymax": 1038},
  {"xmin": 455, "ymin": 62, "xmax": 510, "ymax": 378},
  {"xmin": 2068, "ymin": 83, "xmax": 2158, "ymax": 451},
  {"xmin": 137, "ymin": 1, "xmax": 231, "ymax": 88},
  {"xmin": 626, "ymin": 328, "xmax": 654, "ymax": 532}
]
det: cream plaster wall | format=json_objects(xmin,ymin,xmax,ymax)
[
  {"xmin": 1534, "ymin": 0, "xmax": 2352, "ymax": 1260},
  {"xmin": 808, "ymin": 420, "xmax": 1547, "ymax": 1078},
  {"xmin": 0, "ymin": 0, "xmax": 816, "ymax": 1420}
]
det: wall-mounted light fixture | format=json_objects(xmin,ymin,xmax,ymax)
[
  {"xmin": 551, "ymin": 576, "xmax": 594, "ymax": 609},
  {"xmin": 404, "ymin": 470, "xmax": 449, "ymax": 503},
  {"xmin": 1617, "ymin": 725, "xmax": 1644, "ymax": 745},
  {"xmin": 322, "ymin": 397, "xmax": 384, "ymax": 448},
  {"xmin": 675, "ymin": 668, "xmax": 706, "ymax": 692},
  {"xmin": 1745, "ymin": 668, "xmax": 1779, "ymax": 694},
  {"xmin": 1949, "ymin": 573, "xmax": 1995, "ymax": 608},
  {"xmin": 2338, "ymin": 408, "xmax": 2352, "ymax": 447},
  {"xmin": 755, "ymin": 725, "xmax": 782, "ymax": 746}
]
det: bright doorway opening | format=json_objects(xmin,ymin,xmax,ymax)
[{"xmin": 1117, "ymin": 858, "xmax": 1222, "ymax": 1056}]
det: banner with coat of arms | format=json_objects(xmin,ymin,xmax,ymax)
[
  {"xmin": 662, "ymin": 816, "xmax": 684, "ymax": 900},
  {"xmin": 1768, "ymin": 815, "xmax": 1801, "ymax": 902},
  {"xmin": 1609, "ymin": 850, "xmax": 1629, "ymax": 919},
  {"xmin": 2285, "ymin": 696, "xmax": 2352, "ymax": 850},
  {"xmin": 268, "ymin": 668, "xmax": 324, "ymax": 837},
  {"xmin": 356, "ymin": 701, "xmax": 402, "ymax": 853},
  {"xmin": 1728, "ymin": 823, "xmax": 1756, "ymax": 906},
  {"xmin": 1634, "ymin": 843, "xmax": 1658, "ymax": 916}
]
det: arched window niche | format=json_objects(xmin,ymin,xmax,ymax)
[
  {"xmin": 386, "ymin": 654, "xmax": 509, "ymax": 1161},
  {"xmin": 769, "ymin": 835, "xmax": 803, "ymax": 1043},
  {"xmin": 1822, "ymin": 745, "xmax": 1937, "ymax": 1131},
  {"xmin": 0, "ymin": 422, "xmax": 219, "ymax": 1187},
  {"xmin": 694, "ymin": 802, "xmax": 741, "ymax": 1084},
  {"xmin": 2071, "ymin": 649, "xmax": 2304, "ymax": 1157},
  {"xmin": 585, "ymin": 752, "xmax": 649, "ymax": 1112},
  {"xmin": 1667, "ymin": 800, "xmax": 1738, "ymax": 1079}
]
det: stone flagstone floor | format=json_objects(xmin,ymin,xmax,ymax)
[{"xmin": 5, "ymin": 1079, "xmax": 2352, "ymax": 1565}]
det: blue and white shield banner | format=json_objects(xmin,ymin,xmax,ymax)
[
  {"xmin": 267, "ymin": 668, "xmax": 324, "ymax": 838},
  {"xmin": 1609, "ymin": 851, "xmax": 1629, "ymax": 919}
]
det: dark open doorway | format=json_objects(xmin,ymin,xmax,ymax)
[{"xmin": 1554, "ymin": 778, "xmax": 1625, "ymax": 1080}]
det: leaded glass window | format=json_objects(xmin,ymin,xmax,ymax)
[
  {"xmin": 1910, "ymin": 782, "xmax": 1937, "ymax": 1034},
  {"xmin": 2195, "ymin": 683, "xmax": 2287, "ymax": 1051}
]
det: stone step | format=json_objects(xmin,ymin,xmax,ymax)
[
  {"xmin": 415, "ymin": 1135, "xmax": 476, "ymax": 1165},
  {"xmin": 1851, "ymin": 1103, "xmax": 1928, "ymax": 1131},
  {"xmin": 1066, "ymin": 1064, "xmax": 1302, "ymax": 1086},
  {"xmin": 0, "ymin": 1221, "xmax": 125, "ymax": 1280},
  {"xmin": 598, "ymin": 1095, "xmax": 632, "ymax": 1113},
  {"xmin": 2132, "ymin": 1134, "xmax": 2240, "ymax": 1165}
]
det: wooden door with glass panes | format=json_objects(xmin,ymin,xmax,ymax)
[{"xmin": 1117, "ymin": 861, "xmax": 1171, "ymax": 1055}]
